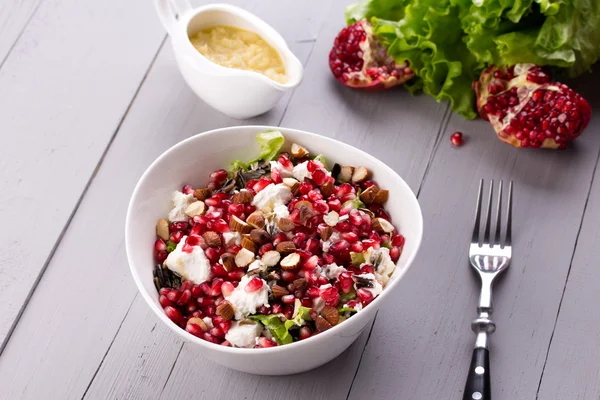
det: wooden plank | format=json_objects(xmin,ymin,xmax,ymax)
[
  {"xmin": 347, "ymin": 76, "xmax": 600, "ymax": 400},
  {"xmin": 0, "ymin": 0, "xmax": 40, "ymax": 65},
  {"xmin": 0, "ymin": 0, "xmax": 165, "ymax": 347},
  {"xmin": 0, "ymin": 1, "xmax": 448, "ymax": 399},
  {"xmin": 536, "ymin": 137, "xmax": 600, "ymax": 396}
]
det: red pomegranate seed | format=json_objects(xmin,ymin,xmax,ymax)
[
  {"xmin": 304, "ymin": 238, "xmax": 320, "ymax": 255},
  {"xmin": 220, "ymin": 340, "xmax": 231, "ymax": 347},
  {"xmin": 339, "ymin": 272, "xmax": 354, "ymax": 293},
  {"xmin": 281, "ymin": 271, "xmax": 297, "ymax": 282},
  {"xmin": 330, "ymin": 240, "xmax": 350, "ymax": 254},
  {"xmin": 349, "ymin": 210, "xmax": 362, "ymax": 226},
  {"xmin": 308, "ymin": 189, "xmax": 323, "ymax": 202},
  {"xmin": 205, "ymin": 197, "xmax": 222, "ymax": 207},
  {"xmin": 301, "ymin": 297, "xmax": 312, "ymax": 307},
  {"xmin": 335, "ymin": 183, "xmax": 353, "ymax": 197},
  {"xmin": 273, "ymin": 232, "xmax": 289, "ymax": 246},
  {"xmin": 210, "ymin": 326, "xmax": 225, "ymax": 339},
  {"xmin": 313, "ymin": 200, "xmax": 329, "ymax": 214},
  {"xmin": 283, "ymin": 305, "xmax": 294, "ymax": 320},
  {"xmin": 450, "ymin": 131, "xmax": 464, "ymax": 147},
  {"xmin": 186, "ymin": 322, "xmax": 205, "ymax": 337},
  {"xmin": 245, "ymin": 277, "xmax": 264, "ymax": 293},
  {"xmin": 257, "ymin": 337, "xmax": 278, "ymax": 348},
  {"xmin": 191, "ymin": 285, "xmax": 203, "ymax": 298},
  {"xmin": 204, "ymin": 305, "xmax": 217, "ymax": 317},
  {"xmin": 391, "ymin": 234, "xmax": 405, "ymax": 247},
  {"xmin": 258, "ymin": 243, "xmax": 274, "ymax": 256},
  {"xmin": 369, "ymin": 231, "xmax": 382, "ymax": 243},
  {"xmin": 357, "ymin": 288, "xmax": 374, "ymax": 305},
  {"xmin": 193, "ymin": 215, "xmax": 210, "ymax": 226},
  {"xmin": 219, "ymin": 320, "xmax": 232, "ymax": 334},
  {"xmin": 303, "ymin": 255, "xmax": 319, "ymax": 270},
  {"xmin": 271, "ymin": 303, "xmax": 283, "ymax": 314},
  {"xmin": 181, "ymin": 184, "xmax": 194, "ymax": 194},
  {"xmin": 289, "ymin": 208, "xmax": 302, "ymax": 224},
  {"xmin": 210, "ymin": 279, "xmax": 224, "ymax": 296},
  {"xmin": 221, "ymin": 281, "xmax": 235, "ymax": 297},
  {"xmin": 177, "ymin": 289, "xmax": 192, "ymax": 306},
  {"xmin": 299, "ymin": 326, "xmax": 312, "ymax": 340},
  {"xmin": 362, "ymin": 239, "xmax": 379, "ymax": 250},
  {"xmin": 341, "ymin": 232, "xmax": 359, "ymax": 243},
  {"xmin": 159, "ymin": 288, "xmax": 171, "ymax": 296},
  {"xmin": 199, "ymin": 282, "xmax": 211, "ymax": 295},
  {"xmin": 327, "ymin": 199, "xmax": 342, "ymax": 212},
  {"xmin": 245, "ymin": 204, "xmax": 257, "ymax": 214},
  {"xmin": 209, "ymin": 169, "xmax": 228, "ymax": 184},
  {"xmin": 361, "ymin": 264, "xmax": 375, "ymax": 274},
  {"xmin": 170, "ymin": 221, "xmax": 189, "ymax": 232},
  {"xmin": 277, "ymin": 155, "xmax": 293, "ymax": 170},
  {"xmin": 292, "ymin": 232, "xmax": 307, "ymax": 248},
  {"xmin": 155, "ymin": 250, "xmax": 168, "ymax": 262},
  {"xmin": 281, "ymin": 294, "xmax": 296, "ymax": 304},
  {"xmin": 336, "ymin": 220, "xmax": 353, "ymax": 232},
  {"xmin": 227, "ymin": 269, "xmax": 245, "ymax": 281},
  {"xmin": 306, "ymin": 287, "xmax": 320, "ymax": 298},
  {"xmin": 203, "ymin": 332, "xmax": 221, "ymax": 344},
  {"xmin": 185, "ymin": 235, "xmax": 203, "ymax": 247},
  {"xmin": 299, "ymin": 182, "xmax": 313, "ymax": 195},
  {"xmin": 159, "ymin": 295, "xmax": 172, "ymax": 308},
  {"xmin": 323, "ymin": 253, "xmax": 335, "ymax": 264},
  {"xmin": 320, "ymin": 286, "xmax": 341, "ymax": 307},
  {"xmin": 211, "ymin": 264, "xmax": 228, "ymax": 278},
  {"xmin": 258, "ymin": 305, "xmax": 271, "ymax": 315},
  {"xmin": 164, "ymin": 306, "xmax": 182, "ymax": 324},
  {"xmin": 311, "ymin": 169, "xmax": 328, "ymax": 185},
  {"xmin": 350, "ymin": 241, "xmax": 364, "ymax": 253},
  {"xmin": 204, "ymin": 248, "xmax": 222, "ymax": 264},
  {"xmin": 166, "ymin": 290, "xmax": 181, "ymax": 303},
  {"xmin": 253, "ymin": 178, "xmax": 272, "ymax": 193},
  {"xmin": 154, "ymin": 239, "xmax": 167, "ymax": 252},
  {"xmin": 187, "ymin": 303, "xmax": 197, "ymax": 313},
  {"xmin": 390, "ymin": 246, "xmax": 401, "ymax": 262},
  {"xmin": 271, "ymin": 168, "xmax": 283, "ymax": 183},
  {"xmin": 197, "ymin": 296, "xmax": 214, "ymax": 307},
  {"xmin": 228, "ymin": 203, "xmax": 245, "ymax": 217},
  {"xmin": 318, "ymin": 276, "xmax": 329, "ymax": 285}
]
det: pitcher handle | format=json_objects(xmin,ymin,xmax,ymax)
[{"xmin": 155, "ymin": 0, "xmax": 192, "ymax": 34}]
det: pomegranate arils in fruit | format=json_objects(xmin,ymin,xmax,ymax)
[
  {"xmin": 450, "ymin": 132, "xmax": 464, "ymax": 147},
  {"xmin": 245, "ymin": 277, "xmax": 264, "ymax": 293},
  {"xmin": 475, "ymin": 63, "xmax": 591, "ymax": 149},
  {"xmin": 329, "ymin": 19, "xmax": 414, "ymax": 90}
]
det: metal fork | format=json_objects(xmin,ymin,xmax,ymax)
[{"xmin": 462, "ymin": 180, "xmax": 513, "ymax": 400}]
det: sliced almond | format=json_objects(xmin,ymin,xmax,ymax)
[
  {"xmin": 289, "ymin": 182, "xmax": 300, "ymax": 195},
  {"xmin": 292, "ymin": 298, "xmax": 303, "ymax": 318},
  {"xmin": 249, "ymin": 229, "xmax": 270, "ymax": 245},
  {"xmin": 235, "ymin": 248, "xmax": 255, "ymax": 268},
  {"xmin": 194, "ymin": 188, "xmax": 212, "ymax": 201},
  {"xmin": 373, "ymin": 189, "xmax": 389, "ymax": 205},
  {"xmin": 241, "ymin": 236, "xmax": 257, "ymax": 253},
  {"xmin": 293, "ymin": 278, "xmax": 307, "ymax": 290},
  {"xmin": 293, "ymin": 200, "xmax": 313, "ymax": 210},
  {"xmin": 203, "ymin": 231, "xmax": 221, "ymax": 247},
  {"xmin": 315, "ymin": 315, "xmax": 333, "ymax": 332},
  {"xmin": 320, "ymin": 226, "xmax": 333, "ymax": 241},
  {"xmin": 338, "ymin": 166, "xmax": 354, "ymax": 183},
  {"xmin": 351, "ymin": 166, "xmax": 370, "ymax": 183},
  {"xmin": 323, "ymin": 211, "xmax": 340, "ymax": 227},
  {"xmin": 321, "ymin": 305, "xmax": 339, "ymax": 326},
  {"xmin": 230, "ymin": 215, "xmax": 253, "ymax": 234},
  {"xmin": 271, "ymin": 284, "xmax": 289, "ymax": 298},
  {"xmin": 232, "ymin": 191, "xmax": 254, "ymax": 204},
  {"xmin": 267, "ymin": 270, "xmax": 281, "ymax": 281},
  {"xmin": 156, "ymin": 218, "xmax": 169, "ymax": 241},
  {"xmin": 282, "ymin": 177, "xmax": 299, "ymax": 187},
  {"xmin": 320, "ymin": 180, "xmax": 334, "ymax": 198},
  {"xmin": 246, "ymin": 211, "xmax": 265, "ymax": 229},
  {"xmin": 291, "ymin": 143, "xmax": 309, "ymax": 158},
  {"xmin": 216, "ymin": 300, "xmax": 235, "ymax": 320},
  {"xmin": 278, "ymin": 217, "xmax": 295, "ymax": 232},
  {"xmin": 185, "ymin": 201, "xmax": 206, "ymax": 217},
  {"xmin": 187, "ymin": 317, "xmax": 208, "ymax": 331},
  {"xmin": 276, "ymin": 241, "xmax": 296, "ymax": 254},
  {"xmin": 359, "ymin": 185, "xmax": 380, "ymax": 205},
  {"xmin": 299, "ymin": 205, "xmax": 316, "ymax": 225},
  {"xmin": 261, "ymin": 250, "xmax": 281, "ymax": 267},
  {"xmin": 372, "ymin": 217, "xmax": 394, "ymax": 233},
  {"xmin": 280, "ymin": 252, "xmax": 301, "ymax": 270},
  {"xmin": 220, "ymin": 253, "xmax": 236, "ymax": 272}
]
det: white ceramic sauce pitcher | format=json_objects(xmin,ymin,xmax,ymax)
[{"xmin": 155, "ymin": 1, "xmax": 303, "ymax": 119}]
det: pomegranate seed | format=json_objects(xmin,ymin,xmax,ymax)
[
  {"xmin": 308, "ymin": 189, "xmax": 323, "ymax": 202},
  {"xmin": 450, "ymin": 131, "xmax": 464, "ymax": 147},
  {"xmin": 283, "ymin": 305, "xmax": 294, "ymax": 320},
  {"xmin": 301, "ymin": 297, "xmax": 312, "ymax": 307},
  {"xmin": 228, "ymin": 203, "xmax": 245, "ymax": 217},
  {"xmin": 271, "ymin": 168, "xmax": 283, "ymax": 183},
  {"xmin": 164, "ymin": 306, "xmax": 182, "ymax": 324},
  {"xmin": 357, "ymin": 288, "xmax": 374, "ymax": 305},
  {"xmin": 154, "ymin": 239, "xmax": 167, "ymax": 252},
  {"xmin": 292, "ymin": 232, "xmax": 307, "ymax": 248},
  {"xmin": 155, "ymin": 250, "xmax": 168, "ymax": 262},
  {"xmin": 219, "ymin": 320, "xmax": 232, "ymax": 334},
  {"xmin": 186, "ymin": 322, "xmax": 205, "ymax": 337},
  {"xmin": 257, "ymin": 337, "xmax": 277, "ymax": 348},
  {"xmin": 318, "ymin": 276, "xmax": 329, "ymax": 285},
  {"xmin": 391, "ymin": 234, "xmax": 405, "ymax": 247},
  {"xmin": 330, "ymin": 240, "xmax": 350, "ymax": 254},
  {"xmin": 210, "ymin": 279, "xmax": 224, "ymax": 296},
  {"xmin": 323, "ymin": 253, "xmax": 335, "ymax": 264},
  {"xmin": 197, "ymin": 296, "xmax": 214, "ymax": 307},
  {"xmin": 362, "ymin": 239, "xmax": 379, "ymax": 250},
  {"xmin": 271, "ymin": 303, "xmax": 283, "ymax": 314},
  {"xmin": 341, "ymin": 232, "xmax": 359, "ymax": 243},
  {"xmin": 369, "ymin": 231, "xmax": 382, "ymax": 243},
  {"xmin": 390, "ymin": 246, "xmax": 401, "ymax": 262},
  {"xmin": 187, "ymin": 303, "xmax": 197, "ymax": 313},
  {"xmin": 258, "ymin": 305, "xmax": 271, "ymax": 315},
  {"xmin": 350, "ymin": 241, "xmax": 364, "ymax": 253},
  {"xmin": 253, "ymin": 178, "xmax": 272, "ymax": 193},
  {"xmin": 339, "ymin": 272, "xmax": 354, "ymax": 293},
  {"xmin": 306, "ymin": 160, "xmax": 318, "ymax": 173},
  {"xmin": 204, "ymin": 248, "xmax": 222, "ymax": 264},
  {"xmin": 281, "ymin": 294, "xmax": 296, "ymax": 304},
  {"xmin": 227, "ymin": 269, "xmax": 245, "ymax": 281},
  {"xmin": 245, "ymin": 277, "xmax": 264, "ymax": 293},
  {"xmin": 203, "ymin": 332, "xmax": 221, "ymax": 344},
  {"xmin": 258, "ymin": 243, "xmax": 274, "ymax": 256},
  {"xmin": 245, "ymin": 204, "xmax": 257, "ymax": 214},
  {"xmin": 311, "ymin": 169, "xmax": 328, "ymax": 185},
  {"xmin": 277, "ymin": 155, "xmax": 293, "ymax": 170},
  {"xmin": 299, "ymin": 326, "xmax": 312, "ymax": 340},
  {"xmin": 361, "ymin": 264, "xmax": 375, "ymax": 274},
  {"xmin": 336, "ymin": 183, "xmax": 353, "ymax": 198},
  {"xmin": 177, "ymin": 289, "xmax": 192, "ymax": 306},
  {"xmin": 281, "ymin": 271, "xmax": 297, "ymax": 282},
  {"xmin": 159, "ymin": 295, "xmax": 172, "ymax": 308},
  {"xmin": 166, "ymin": 290, "xmax": 181, "ymax": 303},
  {"xmin": 327, "ymin": 198, "xmax": 342, "ymax": 212},
  {"xmin": 186, "ymin": 235, "xmax": 203, "ymax": 247},
  {"xmin": 211, "ymin": 264, "xmax": 228, "ymax": 278},
  {"xmin": 204, "ymin": 304, "xmax": 217, "ymax": 316},
  {"xmin": 245, "ymin": 179, "xmax": 258, "ymax": 190},
  {"xmin": 303, "ymin": 255, "xmax": 320, "ymax": 270},
  {"xmin": 210, "ymin": 326, "xmax": 225, "ymax": 339},
  {"xmin": 273, "ymin": 232, "xmax": 289, "ymax": 246},
  {"xmin": 320, "ymin": 287, "xmax": 341, "ymax": 307},
  {"xmin": 205, "ymin": 197, "xmax": 222, "ymax": 207},
  {"xmin": 221, "ymin": 281, "xmax": 235, "ymax": 297},
  {"xmin": 313, "ymin": 200, "xmax": 329, "ymax": 214},
  {"xmin": 306, "ymin": 287, "xmax": 320, "ymax": 298},
  {"xmin": 180, "ymin": 280, "xmax": 193, "ymax": 292},
  {"xmin": 304, "ymin": 238, "xmax": 320, "ymax": 255},
  {"xmin": 191, "ymin": 285, "xmax": 203, "ymax": 298},
  {"xmin": 159, "ymin": 288, "xmax": 171, "ymax": 296},
  {"xmin": 170, "ymin": 221, "xmax": 189, "ymax": 232},
  {"xmin": 299, "ymin": 182, "xmax": 313, "ymax": 195},
  {"xmin": 182, "ymin": 185, "xmax": 194, "ymax": 195},
  {"xmin": 209, "ymin": 169, "xmax": 228, "ymax": 184}
]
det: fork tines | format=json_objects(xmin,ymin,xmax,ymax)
[{"xmin": 472, "ymin": 179, "xmax": 512, "ymax": 248}]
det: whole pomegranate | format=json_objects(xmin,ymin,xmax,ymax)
[
  {"xmin": 329, "ymin": 19, "xmax": 414, "ymax": 90},
  {"xmin": 474, "ymin": 63, "xmax": 592, "ymax": 149}
]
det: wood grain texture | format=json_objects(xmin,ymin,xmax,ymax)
[
  {"xmin": 0, "ymin": 0, "xmax": 40, "ymax": 65},
  {"xmin": 0, "ymin": 0, "xmax": 165, "ymax": 347},
  {"xmin": 536, "ymin": 137, "xmax": 600, "ymax": 397},
  {"xmin": 347, "ymin": 75, "xmax": 600, "ymax": 400}
]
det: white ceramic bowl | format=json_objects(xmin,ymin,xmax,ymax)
[{"xmin": 126, "ymin": 126, "xmax": 423, "ymax": 375}]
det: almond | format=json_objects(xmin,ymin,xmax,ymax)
[
  {"xmin": 235, "ymin": 248, "xmax": 255, "ymax": 268},
  {"xmin": 277, "ymin": 217, "xmax": 295, "ymax": 232},
  {"xmin": 271, "ymin": 284, "xmax": 289, "ymax": 298},
  {"xmin": 232, "ymin": 191, "xmax": 254, "ymax": 204},
  {"xmin": 289, "ymin": 182, "xmax": 301, "ymax": 195},
  {"xmin": 220, "ymin": 253, "xmax": 236, "ymax": 272},
  {"xmin": 338, "ymin": 166, "xmax": 354, "ymax": 183},
  {"xmin": 351, "ymin": 166, "xmax": 370, "ymax": 183},
  {"xmin": 246, "ymin": 211, "xmax": 265, "ymax": 229},
  {"xmin": 187, "ymin": 317, "xmax": 208, "ymax": 331},
  {"xmin": 321, "ymin": 305, "xmax": 339, "ymax": 326},
  {"xmin": 156, "ymin": 218, "xmax": 169, "ymax": 241},
  {"xmin": 203, "ymin": 231, "xmax": 221, "ymax": 247},
  {"xmin": 249, "ymin": 229, "xmax": 270, "ymax": 244},
  {"xmin": 372, "ymin": 217, "xmax": 394, "ymax": 233},
  {"xmin": 293, "ymin": 278, "xmax": 307, "ymax": 290},
  {"xmin": 320, "ymin": 226, "xmax": 333, "ymax": 241},
  {"xmin": 299, "ymin": 205, "xmax": 316, "ymax": 225},
  {"xmin": 280, "ymin": 252, "xmax": 301, "ymax": 270},
  {"xmin": 216, "ymin": 301, "xmax": 235, "ymax": 320},
  {"xmin": 241, "ymin": 236, "xmax": 257, "ymax": 253},
  {"xmin": 359, "ymin": 185, "xmax": 380, "ymax": 205},
  {"xmin": 320, "ymin": 180, "xmax": 334, "ymax": 198},
  {"xmin": 323, "ymin": 211, "xmax": 339, "ymax": 227},
  {"xmin": 261, "ymin": 250, "xmax": 281, "ymax": 267},
  {"xmin": 373, "ymin": 189, "xmax": 389, "ymax": 205},
  {"xmin": 267, "ymin": 270, "xmax": 281, "ymax": 281},
  {"xmin": 291, "ymin": 143, "xmax": 309, "ymax": 158},
  {"xmin": 282, "ymin": 177, "xmax": 299, "ymax": 187},
  {"xmin": 315, "ymin": 315, "xmax": 333, "ymax": 332},
  {"xmin": 185, "ymin": 201, "xmax": 206, "ymax": 217},
  {"xmin": 194, "ymin": 188, "xmax": 212, "ymax": 201},
  {"xmin": 293, "ymin": 200, "xmax": 313, "ymax": 209},
  {"xmin": 276, "ymin": 241, "xmax": 296, "ymax": 254},
  {"xmin": 230, "ymin": 215, "xmax": 252, "ymax": 234}
]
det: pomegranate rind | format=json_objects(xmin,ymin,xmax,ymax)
[
  {"xmin": 475, "ymin": 63, "xmax": 592, "ymax": 149},
  {"xmin": 329, "ymin": 19, "xmax": 414, "ymax": 91}
]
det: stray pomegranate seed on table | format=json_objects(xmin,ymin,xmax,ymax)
[
  {"xmin": 450, "ymin": 132, "xmax": 464, "ymax": 147},
  {"xmin": 151, "ymin": 131, "xmax": 406, "ymax": 348}
]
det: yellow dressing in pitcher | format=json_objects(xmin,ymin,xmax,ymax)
[{"xmin": 190, "ymin": 26, "xmax": 288, "ymax": 83}]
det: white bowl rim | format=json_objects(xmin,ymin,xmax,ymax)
[{"xmin": 126, "ymin": 125, "xmax": 423, "ymax": 355}]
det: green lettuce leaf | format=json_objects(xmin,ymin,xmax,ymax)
[
  {"xmin": 230, "ymin": 130, "xmax": 285, "ymax": 172},
  {"xmin": 249, "ymin": 306, "xmax": 312, "ymax": 345}
]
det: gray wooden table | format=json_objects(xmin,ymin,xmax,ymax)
[{"xmin": 1, "ymin": 0, "xmax": 599, "ymax": 399}]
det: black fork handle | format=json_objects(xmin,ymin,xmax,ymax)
[{"xmin": 463, "ymin": 347, "xmax": 491, "ymax": 400}]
